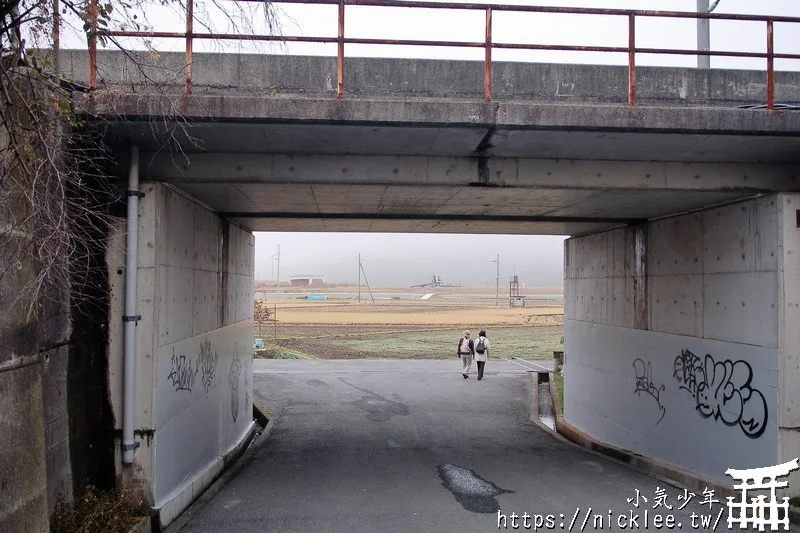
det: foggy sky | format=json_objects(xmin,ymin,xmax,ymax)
[{"xmin": 254, "ymin": 233, "xmax": 567, "ymax": 287}]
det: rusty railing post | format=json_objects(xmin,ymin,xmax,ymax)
[
  {"xmin": 628, "ymin": 13, "xmax": 636, "ymax": 107},
  {"xmin": 186, "ymin": 0, "xmax": 193, "ymax": 95},
  {"xmin": 484, "ymin": 6, "xmax": 492, "ymax": 102},
  {"xmin": 53, "ymin": 0, "xmax": 60, "ymax": 77},
  {"xmin": 88, "ymin": 0, "xmax": 98, "ymax": 93},
  {"xmin": 337, "ymin": 0, "xmax": 345, "ymax": 99},
  {"xmin": 767, "ymin": 19, "xmax": 774, "ymax": 110}
]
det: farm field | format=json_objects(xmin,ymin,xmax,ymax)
[{"xmin": 254, "ymin": 284, "xmax": 564, "ymax": 361}]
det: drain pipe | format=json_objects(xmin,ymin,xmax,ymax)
[{"xmin": 122, "ymin": 145, "xmax": 141, "ymax": 464}]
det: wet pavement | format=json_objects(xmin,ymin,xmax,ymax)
[{"xmin": 174, "ymin": 359, "xmax": 788, "ymax": 533}]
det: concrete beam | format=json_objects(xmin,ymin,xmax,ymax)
[
  {"xmin": 228, "ymin": 216, "xmax": 616, "ymax": 236},
  {"xmin": 144, "ymin": 153, "xmax": 799, "ymax": 192},
  {"xmin": 85, "ymin": 95, "xmax": 800, "ymax": 137}
]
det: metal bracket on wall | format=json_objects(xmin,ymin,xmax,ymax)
[
  {"xmin": 121, "ymin": 442, "xmax": 140, "ymax": 452},
  {"xmin": 123, "ymin": 315, "xmax": 141, "ymax": 322},
  {"xmin": 127, "ymin": 191, "xmax": 145, "ymax": 198}
]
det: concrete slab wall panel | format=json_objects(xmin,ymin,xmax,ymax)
[
  {"xmin": 564, "ymin": 194, "xmax": 789, "ymax": 486},
  {"xmin": 108, "ymin": 183, "xmax": 254, "ymax": 524},
  {"xmin": 779, "ymin": 194, "xmax": 800, "ymax": 491}
]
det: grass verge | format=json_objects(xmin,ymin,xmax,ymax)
[
  {"xmin": 329, "ymin": 326, "xmax": 563, "ymax": 359},
  {"xmin": 258, "ymin": 325, "xmax": 563, "ymax": 360},
  {"xmin": 554, "ymin": 369, "xmax": 564, "ymax": 416},
  {"xmin": 253, "ymin": 346, "xmax": 317, "ymax": 359}
]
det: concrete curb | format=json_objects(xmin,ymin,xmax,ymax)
[
  {"xmin": 527, "ymin": 372, "xmax": 575, "ymax": 444},
  {"xmin": 529, "ymin": 371, "xmax": 540, "ymax": 426},
  {"xmin": 252, "ymin": 403, "xmax": 270, "ymax": 428},
  {"xmin": 162, "ymin": 412, "xmax": 277, "ymax": 533}
]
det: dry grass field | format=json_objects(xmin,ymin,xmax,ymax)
[
  {"xmin": 272, "ymin": 302, "xmax": 562, "ymax": 326},
  {"xmin": 254, "ymin": 284, "xmax": 564, "ymax": 360}
]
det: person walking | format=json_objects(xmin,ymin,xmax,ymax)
[
  {"xmin": 457, "ymin": 330, "xmax": 474, "ymax": 379},
  {"xmin": 474, "ymin": 329, "xmax": 491, "ymax": 380}
]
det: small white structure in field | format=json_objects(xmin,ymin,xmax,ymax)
[{"xmin": 511, "ymin": 296, "xmax": 525, "ymax": 307}]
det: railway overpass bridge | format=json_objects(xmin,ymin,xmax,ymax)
[
  {"xmin": 7, "ymin": 27, "xmax": 800, "ymax": 528},
  {"xmin": 70, "ymin": 48, "xmax": 800, "ymax": 527},
  {"xmin": 76, "ymin": 47, "xmax": 800, "ymax": 526}
]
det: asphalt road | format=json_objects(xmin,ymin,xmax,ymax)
[{"xmin": 175, "ymin": 359, "xmax": 781, "ymax": 533}]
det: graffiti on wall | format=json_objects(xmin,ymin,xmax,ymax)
[
  {"xmin": 197, "ymin": 339, "xmax": 219, "ymax": 393},
  {"xmin": 166, "ymin": 338, "xmax": 226, "ymax": 394},
  {"xmin": 167, "ymin": 349, "xmax": 197, "ymax": 392},
  {"xmin": 633, "ymin": 358, "xmax": 666, "ymax": 425},
  {"xmin": 228, "ymin": 343, "xmax": 242, "ymax": 423},
  {"xmin": 673, "ymin": 349, "xmax": 768, "ymax": 439}
]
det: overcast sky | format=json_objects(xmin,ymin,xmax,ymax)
[
  {"xmin": 255, "ymin": 233, "xmax": 567, "ymax": 286},
  {"xmin": 66, "ymin": 0, "xmax": 800, "ymax": 286}
]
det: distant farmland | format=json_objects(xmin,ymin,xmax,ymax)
[{"xmin": 253, "ymin": 285, "xmax": 564, "ymax": 360}]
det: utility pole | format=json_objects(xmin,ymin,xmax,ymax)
[
  {"xmin": 360, "ymin": 259, "xmax": 375, "ymax": 303},
  {"xmin": 495, "ymin": 254, "xmax": 500, "ymax": 307},
  {"xmin": 697, "ymin": 0, "xmax": 721, "ymax": 68},
  {"xmin": 358, "ymin": 253, "xmax": 361, "ymax": 303},
  {"xmin": 697, "ymin": 0, "xmax": 710, "ymax": 69},
  {"xmin": 53, "ymin": 0, "xmax": 60, "ymax": 77},
  {"xmin": 275, "ymin": 244, "xmax": 280, "ymax": 294}
]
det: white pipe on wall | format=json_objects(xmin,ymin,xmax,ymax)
[{"xmin": 123, "ymin": 145, "xmax": 140, "ymax": 464}]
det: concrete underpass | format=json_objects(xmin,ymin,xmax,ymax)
[
  {"xmin": 90, "ymin": 52, "xmax": 800, "ymax": 528},
  {"xmin": 3, "ymin": 47, "xmax": 800, "ymax": 530}
]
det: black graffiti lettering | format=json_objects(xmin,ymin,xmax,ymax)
[
  {"xmin": 633, "ymin": 358, "xmax": 666, "ymax": 425},
  {"xmin": 168, "ymin": 348, "xmax": 197, "ymax": 392},
  {"xmin": 673, "ymin": 349, "xmax": 704, "ymax": 396},
  {"xmin": 674, "ymin": 349, "xmax": 768, "ymax": 439},
  {"xmin": 197, "ymin": 339, "xmax": 218, "ymax": 393}
]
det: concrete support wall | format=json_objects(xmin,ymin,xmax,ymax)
[
  {"xmin": 563, "ymin": 194, "xmax": 800, "ymax": 488},
  {"xmin": 778, "ymin": 195, "xmax": 800, "ymax": 492},
  {"xmin": 108, "ymin": 182, "xmax": 254, "ymax": 527},
  {"xmin": 1, "ymin": 82, "xmax": 113, "ymax": 530},
  {"xmin": 0, "ymin": 245, "xmax": 72, "ymax": 532}
]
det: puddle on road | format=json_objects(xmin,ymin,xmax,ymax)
[{"xmin": 437, "ymin": 463, "xmax": 513, "ymax": 513}]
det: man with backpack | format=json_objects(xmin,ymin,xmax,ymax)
[
  {"xmin": 457, "ymin": 330, "xmax": 474, "ymax": 379},
  {"xmin": 474, "ymin": 329, "xmax": 491, "ymax": 380}
]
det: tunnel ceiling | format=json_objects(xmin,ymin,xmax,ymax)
[{"xmin": 101, "ymin": 119, "xmax": 800, "ymax": 236}]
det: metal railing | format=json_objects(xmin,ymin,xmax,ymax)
[{"xmin": 85, "ymin": 0, "xmax": 800, "ymax": 108}]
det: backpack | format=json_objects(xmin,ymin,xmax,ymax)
[
  {"xmin": 460, "ymin": 338, "xmax": 471, "ymax": 354},
  {"xmin": 476, "ymin": 337, "xmax": 486, "ymax": 354}
]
